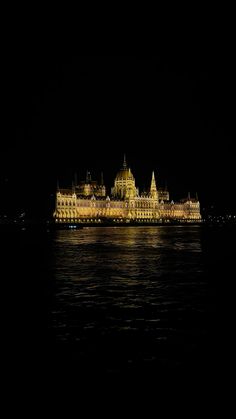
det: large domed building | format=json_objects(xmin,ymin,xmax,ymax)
[
  {"xmin": 111, "ymin": 155, "xmax": 138, "ymax": 199},
  {"xmin": 54, "ymin": 156, "xmax": 201, "ymax": 223}
]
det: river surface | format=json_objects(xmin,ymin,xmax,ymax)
[{"xmin": 3, "ymin": 225, "xmax": 234, "ymax": 401}]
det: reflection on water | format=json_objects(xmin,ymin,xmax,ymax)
[
  {"xmin": 41, "ymin": 226, "xmax": 212, "ymax": 377},
  {"xmin": 5, "ymin": 225, "xmax": 223, "ymax": 387}
]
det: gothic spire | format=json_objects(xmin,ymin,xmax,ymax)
[
  {"xmin": 151, "ymin": 171, "xmax": 157, "ymax": 188},
  {"xmin": 150, "ymin": 171, "xmax": 158, "ymax": 199}
]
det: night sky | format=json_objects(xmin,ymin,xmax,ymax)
[{"xmin": 2, "ymin": 53, "xmax": 235, "ymax": 218}]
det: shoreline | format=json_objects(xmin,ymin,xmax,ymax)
[{"xmin": 2, "ymin": 219, "xmax": 235, "ymax": 231}]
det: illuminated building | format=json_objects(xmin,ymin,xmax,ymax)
[{"xmin": 54, "ymin": 156, "xmax": 201, "ymax": 223}]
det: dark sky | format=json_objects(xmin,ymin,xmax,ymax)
[{"xmin": 2, "ymin": 52, "xmax": 235, "ymax": 217}]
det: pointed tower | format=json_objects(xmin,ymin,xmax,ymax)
[{"xmin": 150, "ymin": 171, "xmax": 158, "ymax": 200}]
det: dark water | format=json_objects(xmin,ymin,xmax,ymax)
[
  {"xmin": 48, "ymin": 226, "xmax": 208, "ymax": 372},
  {"xmin": 3, "ymin": 225, "xmax": 235, "ymax": 407}
]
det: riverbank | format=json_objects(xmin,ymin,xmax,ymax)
[
  {"xmin": 0, "ymin": 218, "xmax": 203, "ymax": 230},
  {"xmin": 2, "ymin": 217, "xmax": 236, "ymax": 231}
]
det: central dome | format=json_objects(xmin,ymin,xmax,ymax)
[
  {"xmin": 115, "ymin": 168, "xmax": 134, "ymax": 180},
  {"xmin": 111, "ymin": 155, "xmax": 137, "ymax": 199},
  {"xmin": 115, "ymin": 155, "xmax": 135, "ymax": 181}
]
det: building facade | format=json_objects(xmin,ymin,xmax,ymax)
[{"xmin": 54, "ymin": 157, "xmax": 201, "ymax": 223}]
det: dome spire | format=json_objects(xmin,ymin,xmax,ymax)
[{"xmin": 123, "ymin": 154, "xmax": 127, "ymax": 169}]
